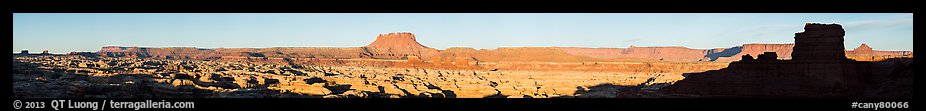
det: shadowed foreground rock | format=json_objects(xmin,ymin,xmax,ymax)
[{"xmin": 664, "ymin": 23, "xmax": 913, "ymax": 98}]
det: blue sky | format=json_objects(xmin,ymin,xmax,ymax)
[{"xmin": 13, "ymin": 13, "xmax": 913, "ymax": 53}]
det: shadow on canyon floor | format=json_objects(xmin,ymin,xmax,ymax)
[
  {"xmin": 553, "ymin": 77, "xmax": 689, "ymax": 98},
  {"xmin": 660, "ymin": 57, "xmax": 913, "ymax": 98},
  {"xmin": 704, "ymin": 46, "xmax": 743, "ymax": 61}
]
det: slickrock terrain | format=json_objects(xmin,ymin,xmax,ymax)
[
  {"xmin": 13, "ymin": 55, "xmax": 711, "ymax": 98},
  {"xmin": 664, "ymin": 23, "xmax": 913, "ymax": 98},
  {"xmin": 14, "ymin": 32, "xmax": 731, "ymax": 98}
]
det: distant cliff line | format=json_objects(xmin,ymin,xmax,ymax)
[
  {"xmin": 96, "ymin": 44, "xmax": 910, "ymax": 63},
  {"xmin": 91, "ymin": 32, "xmax": 911, "ymax": 62}
]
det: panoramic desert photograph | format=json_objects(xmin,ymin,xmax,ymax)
[{"xmin": 13, "ymin": 13, "xmax": 913, "ymax": 98}]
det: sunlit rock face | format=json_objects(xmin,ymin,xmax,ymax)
[{"xmin": 363, "ymin": 32, "xmax": 439, "ymax": 59}]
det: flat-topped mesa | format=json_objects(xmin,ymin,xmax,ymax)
[
  {"xmin": 100, "ymin": 46, "xmax": 134, "ymax": 52},
  {"xmin": 791, "ymin": 23, "xmax": 848, "ymax": 63},
  {"xmin": 366, "ymin": 32, "xmax": 429, "ymax": 49},
  {"xmin": 362, "ymin": 32, "xmax": 438, "ymax": 59}
]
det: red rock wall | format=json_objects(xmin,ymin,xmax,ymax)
[
  {"xmin": 557, "ymin": 46, "xmax": 708, "ymax": 61},
  {"xmin": 719, "ymin": 44, "xmax": 795, "ymax": 62},
  {"xmin": 96, "ymin": 31, "xmax": 910, "ymax": 64}
]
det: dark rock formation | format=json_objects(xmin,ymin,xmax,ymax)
[
  {"xmin": 20, "ymin": 50, "xmax": 29, "ymax": 56},
  {"xmin": 791, "ymin": 23, "xmax": 848, "ymax": 63},
  {"xmin": 664, "ymin": 23, "xmax": 911, "ymax": 98},
  {"xmin": 740, "ymin": 54, "xmax": 754, "ymax": 61},
  {"xmin": 755, "ymin": 52, "xmax": 778, "ymax": 61}
]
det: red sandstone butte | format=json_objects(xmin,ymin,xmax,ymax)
[
  {"xmin": 362, "ymin": 32, "xmax": 439, "ymax": 59},
  {"xmin": 366, "ymin": 32, "xmax": 429, "ymax": 49},
  {"xmin": 845, "ymin": 43, "xmax": 913, "ymax": 61},
  {"xmin": 851, "ymin": 43, "xmax": 874, "ymax": 55}
]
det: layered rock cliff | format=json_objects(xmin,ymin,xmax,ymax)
[
  {"xmin": 708, "ymin": 44, "xmax": 795, "ymax": 62},
  {"xmin": 362, "ymin": 32, "xmax": 439, "ymax": 59},
  {"xmin": 96, "ymin": 31, "xmax": 910, "ymax": 63},
  {"xmin": 558, "ymin": 46, "xmax": 709, "ymax": 61}
]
